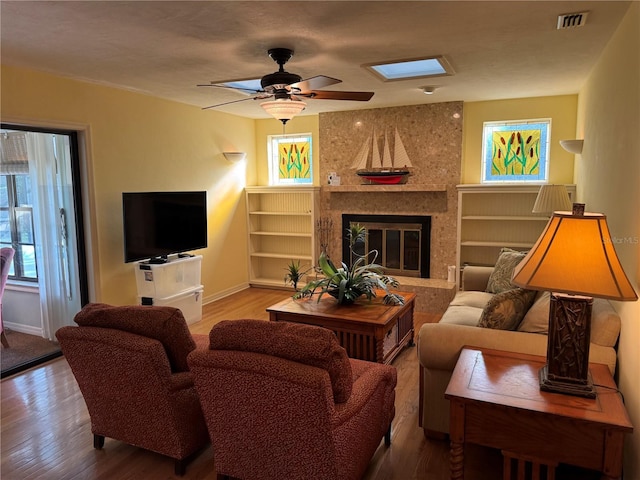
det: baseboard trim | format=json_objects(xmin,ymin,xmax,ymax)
[
  {"xmin": 3, "ymin": 322, "xmax": 43, "ymax": 337},
  {"xmin": 203, "ymin": 283, "xmax": 250, "ymax": 305}
]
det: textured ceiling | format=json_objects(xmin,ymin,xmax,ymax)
[{"xmin": 0, "ymin": 1, "xmax": 632, "ymax": 119}]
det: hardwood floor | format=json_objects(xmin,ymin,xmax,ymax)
[{"xmin": 0, "ymin": 288, "xmax": 513, "ymax": 479}]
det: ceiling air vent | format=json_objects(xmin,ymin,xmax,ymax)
[{"xmin": 557, "ymin": 12, "xmax": 589, "ymax": 29}]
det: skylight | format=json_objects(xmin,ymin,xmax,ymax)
[
  {"xmin": 364, "ymin": 56, "xmax": 453, "ymax": 82},
  {"xmin": 221, "ymin": 78, "xmax": 262, "ymax": 92}
]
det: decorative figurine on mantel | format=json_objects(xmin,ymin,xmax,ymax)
[{"xmin": 352, "ymin": 127, "xmax": 412, "ymax": 185}]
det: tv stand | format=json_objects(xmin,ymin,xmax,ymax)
[{"xmin": 134, "ymin": 254, "xmax": 203, "ymax": 324}]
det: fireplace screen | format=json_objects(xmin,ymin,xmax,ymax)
[{"xmin": 342, "ymin": 215, "xmax": 431, "ymax": 278}]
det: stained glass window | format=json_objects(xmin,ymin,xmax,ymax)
[
  {"xmin": 268, "ymin": 133, "xmax": 312, "ymax": 185},
  {"xmin": 482, "ymin": 119, "xmax": 550, "ymax": 183}
]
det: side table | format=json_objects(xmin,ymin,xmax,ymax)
[{"xmin": 445, "ymin": 347, "xmax": 633, "ymax": 480}]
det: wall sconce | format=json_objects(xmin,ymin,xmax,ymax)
[
  {"xmin": 559, "ymin": 139, "xmax": 583, "ymax": 154},
  {"xmin": 223, "ymin": 152, "xmax": 246, "ymax": 163}
]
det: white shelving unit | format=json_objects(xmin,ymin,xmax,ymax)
[
  {"xmin": 135, "ymin": 254, "xmax": 203, "ymax": 324},
  {"xmin": 456, "ymin": 184, "xmax": 576, "ymax": 272},
  {"xmin": 245, "ymin": 186, "xmax": 320, "ymax": 288}
]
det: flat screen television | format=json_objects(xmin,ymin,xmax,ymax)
[{"xmin": 122, "ymin": 191, "xmax": 207, "ymax": 263}]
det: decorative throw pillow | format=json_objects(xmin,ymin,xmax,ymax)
[
  {"xmin": 478, "ymin": 288, "xmax": 538, "ymax": 330},
  {"xmin": 486, "ymin": 248, "xmax": 528, "ymax": 294},
  {"xmin": 74, "ymin": 302, "xmax": 196, "ymax": 373},
  {"xmin": 209, "ymin": 319, "xmax": 353, "ymax": 403},
  {"xmin": 518, "ymin": 291, "xmax": 551, "ymax": 334}
]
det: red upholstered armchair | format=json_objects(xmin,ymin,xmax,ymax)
[
  {"xmin": 188, "ymin": 319, "xmax": 397, "ymax": 480},
  {"xmin": 56, "ymin": 303, "xmax": 210, "ymax": 475}
]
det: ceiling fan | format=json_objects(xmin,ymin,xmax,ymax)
[{"xmin": 199, "ymin": 48, "xmax": 375, "ymax": 124}]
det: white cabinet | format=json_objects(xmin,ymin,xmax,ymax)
[
  {"xmin": 245, "ymin": 186, "xmax": 319, "ymax": 288},
  {"xmin": 135, "ymin": 254, "xmax": 203, "ymax": 324},
  {"xmin": 456, "ymin": 184, "xmax": 576, "ymax": 270}
]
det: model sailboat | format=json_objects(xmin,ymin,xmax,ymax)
[{"xmin": 352, "ymin": 128, "xmax": 413, "ymax": 184}]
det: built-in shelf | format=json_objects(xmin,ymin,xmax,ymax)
[
  {"xmin": 460, "ymin": 241, "xmax": 535, "ymax": 248},
  {"xmin": 246, "ymin": 186, "xmax": 319, "ymax": 288},
  {"xmin": 323, "ymin": 183, "xmax": 447, "ymax": 193},
  {"xmin": 248, "ymin": 211, "xmax": 311, "ymax": 216},
  {"xmin": 461, "ymin": 216, "xmax": 550, "ymax": 222},
  {"xmin": 250, "ymin": 231, "xmax": 313, "ymax": 237},
  {"xmin": 250, "ymin": 252, "xmax": 314, "ymax": 260},
  {"xmin": 456, "ymin": 184, "xmax": 577, "ymax": 274}
]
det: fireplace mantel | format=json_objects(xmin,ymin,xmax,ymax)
[{"xmin": 322, "ymin": 184, "xmax": 447, "ymax": 193}]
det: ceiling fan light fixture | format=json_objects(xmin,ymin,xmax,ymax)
[{"xmin": 261, "ymin": 99, "xmax": 307, "ymax": 124}]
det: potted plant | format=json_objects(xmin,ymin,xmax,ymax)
[
  {"xmin": 284, "ymin": 259, "xmax": 312, "ymax": 291},
  {"xmin": 294, "ymin": 224, "xmax": 404, "ymax": 306}
]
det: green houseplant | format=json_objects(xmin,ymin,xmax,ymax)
[
  {"xmin": 295, "ymin": 224, "xmax": 404, "ymax": 306},
  {"xmin": 284, "ymin": 259, "xmax": 312, "ymax": 291}
]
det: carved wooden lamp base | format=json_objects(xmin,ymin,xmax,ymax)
[
  {"xmin": 540, "ymin": 292, "xmax": 596, "ymax": 399},
  {"xmin": 539, "ymin": 365, "xmax": 596, "ymax": 398}
]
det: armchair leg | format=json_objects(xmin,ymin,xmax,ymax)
[
  {"xmin": 93, "ymin": 434, "xmax": 105, "ymax": 449},
  {"xmin": 1, "ymin": 331, "xmax": 9, "ymax": 348},
  {"xmin": 174, "ymin": 446, "xmax": 208, "ymax": 476},
  {"xmin": 175, "ymin": 459, "xmax": 187, "ymax": 476},
  {"xmin": 384, "ymin": 425, "xmax": 392, "ymax": 446}
]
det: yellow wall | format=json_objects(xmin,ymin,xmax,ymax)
[
  {"xmin": 576, "ymin": 3, "xmax": 640, "ymax": 475},
  {"xmin": 257, "ymin": 97, "xmax": 577, "ymax": 188},
  {"xmin": 254, "ymin": 115, "xmax": 320, "ymax": 186},
  {"xmin": 1, "ymin": 64, "xmax": 256, "ymax": 305},
  {"xmin": 462, "ymin": 95, "xmax": 578, "ymax": 184}
]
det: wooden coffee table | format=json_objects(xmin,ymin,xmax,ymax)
[
  {"xmin": 445, "ymin": 347, "xmax": 633, "ymax": 480},
  {"xmin": 267, "ymin": 291, "xmax": 415, "ymax": 364}
]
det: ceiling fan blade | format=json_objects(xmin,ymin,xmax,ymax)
[
  {"xmin": 197, "ymin": 83, "xmax": 264, "ymax": 95},
  {"xmin": 201, "ymin": 96, "xmax": 267, "ymax": 110},
  {"xmin": 291, "ymin": 75, "xmax": 342, "ymax": 93},
  {"xmin": 306, "ymin": 90, "xmax": 375, "ymax": 101}
]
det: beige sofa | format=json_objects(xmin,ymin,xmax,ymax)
[{"xmin": 417, "ymin": 265, "xmax": 622, "ymax": 437}]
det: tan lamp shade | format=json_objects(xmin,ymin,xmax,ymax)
[
  {"xmin": 512, "ymin": 210, "xmax": 638, "ymax": 301},
  {"xmin": 532, "ymin": 184, "xmax": 572, "ymax": 214}
]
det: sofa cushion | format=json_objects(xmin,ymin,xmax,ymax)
[
  {"xmin": 486, "ymin": 248, "xmax": 527, "ymax": 294},
  {"xmin": 518, "ymin": 292, "xmax": 621, "ymax": 347},
  {"xmin": 439, "ymin": 305, "xmax": 484, "ymax": 327},
  {"xmin": 478, "ymin": 288, "xmax": 537, "ymax": 330},
  {"xmin": 517, "ymin": 291, "xmax": 550, "ymax": 334},
  {"xmin": 591, "ymin": 299, "xmax": 622, "ymax": 347},
  {"xmin": 209, "ymin": 319, "xmax": 353, "ymax": 403},
  {"xmin": 450, "ymin": 291, "xmax": 494, "ymax": 309},
  {"xmin": 73, "ymin": 302, "xmax": 196, "ymax": 373}
]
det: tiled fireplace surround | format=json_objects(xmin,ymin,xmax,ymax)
[{"xmin": 318, "ymin": 102, "xmax": 463, "ymax": 313}]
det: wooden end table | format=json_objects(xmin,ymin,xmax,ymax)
[
  {"xmin": 267, "ymin": 291, "xmax": 415, "ymax": 364},
  {"xmin": 445, "ymin": 347, "xmax": 633, "ymax": 480}
]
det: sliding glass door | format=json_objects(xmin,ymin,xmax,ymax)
[{"xmin": 1, "ymin": 125, "xmax": 88, "ymax": 340}]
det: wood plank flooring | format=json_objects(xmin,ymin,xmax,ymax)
[{"xmin": 0, "ymin": 287, "xmax": 592, "ymax": 480}]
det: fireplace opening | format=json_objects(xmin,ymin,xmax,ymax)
[{"xmin": 342, "ymin": 214, "xmax": 431, "ymax": 278}]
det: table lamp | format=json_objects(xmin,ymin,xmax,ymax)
[
  {"xmin": 532, "ymin": 184, "xmax": 572, "ymax": 215},
  {"xmin": 512, "ymin": 203, "xmax": 637, "ymax": 398}
]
